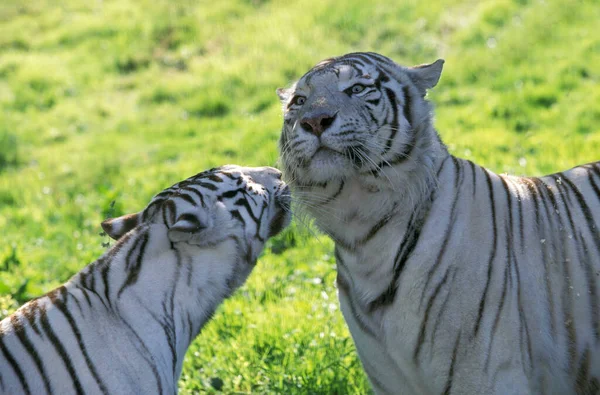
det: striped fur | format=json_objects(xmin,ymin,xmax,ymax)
[
  {"xmin": 0, "ymin": 165, "xmax": 290, "ymax": 394},
  {"xmin": 278, "ymin": 52, "xmax": 600, "ymax": 394}
]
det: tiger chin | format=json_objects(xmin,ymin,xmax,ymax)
[
  {"xmin": 278, "ymin": 52, "xmax": 600, "ymax": 395},
  {"xmin": 0, "ymin": 165, "xmax": 291, "ymax": 394}
]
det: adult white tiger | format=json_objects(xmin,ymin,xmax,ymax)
[
  {"xmin": 278, "ymin": 52, "xmax": 600, "ymax": 394},
  {"xmin": 0, "ymin": 165, "xmax": 291, "ymax": 395}
]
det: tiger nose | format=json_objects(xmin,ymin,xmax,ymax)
[{"xmin": 300, "ymin": 112, "xmax": 337, "ymax": 137}]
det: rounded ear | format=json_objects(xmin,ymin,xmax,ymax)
[
  {"xmin": 167, "ymin": 212, "xmax": 209, "ymax": 243},
  {"xmin": 407, "ymin": 59, "xmax": 445, "ymax": 96},
  {"xmin": 101, "ymin": 212, "xmax": 142, "ymax": 240},
  {"xmin": 276, "ymin": 87, "xmax": 290, "ymax": 103}
]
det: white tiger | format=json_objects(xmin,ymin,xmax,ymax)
[
  {"xmin": 278, "ymin": 52, "xmax": 600, "ymax": 394},
  {"xmin": 0, "ymin": 165, "xmax": 291, "ymax": 394}
]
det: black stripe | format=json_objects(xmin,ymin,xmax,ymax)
[
  {"xmin": 364, "ymin": 52, "xmax": 394, "ymax": 65},
  {"xmin": 587, "ymin": 166, "xmax": 600, "ymax": 202},
  {"xmin": 198, "ymin": 181, "xmax": 218, "ymax": 191},
  {"xmin": 142, "ymin": 199, "xmax": 165, "ymax": 221},
  {"xmin": 421, "ymin": 157, "xmax": 461, "ymax": 303},
  {"xmin": 335, "ymin": 249, "xmax": 377, "ymax": 338},
  {"xmin": 175, "ymin": 192, "xmax": 196, "ymax": 206},
  {"xmin": 490, "ymin": 177, "xmax": 514, "ymax": 356},
  {"xmin": 207, "ymin": 174, "xmax": 223, "ymax": 183},
  {"xmin": 513, "ymin": 180, "xmax": 526, "ymax": 253},
  {"xmin": 377, "ymin": 69, "xmax": 390, "ymax": 83},
  {"xmin": 361, "ymin": 203, "xmax": 398, "ymax": 245},
  {"xmin": 22, "ymin": 300, "xmax": 42, "ymax": 336},
  {"xmin": 365, "ymin": 107, "xmax": 379, "ymax": 125},
  {"xmin": 429, "ymin": 271, "xmax": 454, "ymax": 350},
  {"xmin": 101, "ymin": 263, "xmax": 111, "ymax": 308},
  {"xmin": 119, "ymin": 319, "xmax": 163, "ymax": 394},
  {"xmin": 67, "ymin": 290, "xmax": 84, "ymax": 314},
  {"xmin": 558, "ymin": 175, "xmax": 600, "ymax": 339},
  {"xmin": 39, "ymin": 309, "xmax": 85, "ymax": 395},
  {"xmin": 382, "ymin": 87, "xmax": 399, "ymax": 154},
  {"xmin": 54, "ymin": 287, "xmax": 109, "ymax": 394},
  {"xmin": 161, "ymin": 300, "xmax": 177, "ymax": 379},
  {"xmin": 220, "ymin": 189, "xmax": 240, "ymax": 199},
  {"xmin": 181, "ymin": 186, "xmax": 205, "ymax": 207},
  {"xmin": 118, "ymin": 232, "xmax": 150, "ymax": 297},
  {"xmin": 413, "ymin": 266, "xmax": 452, "ymax": 363},
  {"xmin": 503, "ymin": 179, "xmax": 532, "ymax": 374},
  {"xmin": 164, "ymin": 199, "xmax": 177, "ymax": 227},
  {"xmin": 10, "ymin": 314, "xmax": 53, "ymax": 394},
  {"xmin": 552, "ymin": 178, "xmax": 588, "ymax": 371},
  {"xmin": 0, "ymin": 334, "xmax": 31, "ymax": 395},
  {"xmin": 136, "ymin": 299, "xmax": 177, "ymax": 383},
  {"xmin": 473, "ymin": 167, "xmax": 498, "ymax": 338},
  {"xmin": 402, "ymin": 85, "xmax": 412, "ymax": 127},
  {"xmin": 524, "ymin": 178, "xmax": 556, "ymax": 337},
  {"xmin": 485, "ymin": 241, "xmax": 508, "ymax": 372},
  {"xmin": 560, "ymin": 174, "xmax": 600, "ymax": 254},
  {"xmin": 322, "ymin": 180, "xmax": 345, "ymax": 205},
  {"xmin": 467, "ymin": 160, "xmax": 477, "ymax": 197},
  {"xmin": 443, "ymin": 331, "xmax": 461, "ymax": 395},
  {"xmin": 368, "ymin": 186, "xmax": 434, "ymax": 310},
  {"xmin": 436, "ymin": 156, "xmax": 451, "ymax": 177},
  {"xmin": 346, "ymin": 53, "xmax": 376, "ymax": 65},
  {"xmin": 105, "ymin": 227, "xmax": 136, "ymax": 260},
  {"xmin": 513, "ymin": 242, "xmax": 533, "ymax": 374},
  {"xmin": 538, "ymin": 178, "xmax": 577, "ymax": 372}
]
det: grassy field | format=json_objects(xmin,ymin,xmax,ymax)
[{"xmin": 1, "ymin": 0, "xmax": 599, "ymax": 393}]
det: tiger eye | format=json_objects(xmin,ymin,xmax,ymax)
[
  {"xmin": 351, "ymin": 84, "xmax": 365, "ymax": 94},
  {"xmin": 293, "ymin": 96, "xmax": 306, "ymax": 105}
]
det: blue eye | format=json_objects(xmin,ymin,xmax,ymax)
[
  {"xmin": 292, "ymin": 96, "xmax": 306, "ymax": 105},
  {"xmin": 351, "ymin": 84, "xmax": 365, "ymax": 94}
]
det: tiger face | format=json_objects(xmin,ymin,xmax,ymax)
[
  {"xmin": 278, "ymin": 52, "xmax": 444, "ymax": 185},
  {"xmin": 102, "ymin": 165, "xmax": 291, "ymax": 263}
]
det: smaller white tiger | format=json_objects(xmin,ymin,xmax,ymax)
[{"xmin": 0, "ymin": 165, "xmax": 291, "ymax": 395}]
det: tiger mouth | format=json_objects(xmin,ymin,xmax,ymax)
[
  {"xmin": 312, "ymin": 145, "xmax": 365, "ymax": 167},
  {"xmin": 313, "ymin": 146, "xmax": 345, "ymax": 158}
]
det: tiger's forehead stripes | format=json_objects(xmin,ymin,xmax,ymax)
[
  {"xmin": 303, "ymin": 59, "xmax": 371, "ymax": 85},
  {"xmin": 300, "ymin": 63, "xmax": 386, "ymax": 93}
]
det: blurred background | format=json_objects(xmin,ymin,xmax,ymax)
[{"xmin": 1, "ymin": 0, "xmax": 599, "ymax": 392}]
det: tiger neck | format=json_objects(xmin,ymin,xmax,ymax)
[
  {"xmin": 68, "ymin": 229, "xmax": 241, "ymax": 387},
  {"xmin": 302, "ymin": 131, "xmax": 449, "ymax": 307}
]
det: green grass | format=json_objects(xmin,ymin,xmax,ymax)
[{"xmin": 1, "ymin": 0, "xmax": 599, "ymax": 392}]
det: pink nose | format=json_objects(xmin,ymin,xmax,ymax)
[{"xmin": 300, "ymin": 112, "xmax": 337, "ymax": 136}]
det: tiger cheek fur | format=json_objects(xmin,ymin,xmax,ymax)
[{"xmin": 279, "ymin": 52, "xmax": 600, "ymax": 395}]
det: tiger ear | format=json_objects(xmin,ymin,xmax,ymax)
[
  {"xmin": 407, "ymin": 59, "xmax": 445, "ymax": 96},
  {"xmin": 276, "ymin": 87, "xmax": 290, "ymax": 103},
  {"xmin": 101, "ymin": 212, "xmax": 143, "ymax": 240},
  {"xmin": 167, "ymin": 212, "xmax": 210, "ymax": 243}
]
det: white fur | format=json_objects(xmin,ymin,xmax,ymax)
[
  {"xmin": 0, "ymin": 165, "xmax": 290, "ymax": 394},
  {"xmin": 279, "ymin": 52, "xmax": 600, "ymax": 394}
]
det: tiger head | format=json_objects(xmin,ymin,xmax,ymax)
[
  {"xmin": 101, "ymin": 165, "xmax": 291, "ymax": 264},
  {"xmin": 278, "ymin": 52, "xmax": 445, "ymax": 187}
]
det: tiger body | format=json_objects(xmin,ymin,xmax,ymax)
[
  {"xmin": 0, "ymin": 165, "xmax": 291, "ymax": 395},
  {"xmin": 278, "ymin": 52, "xmax": 600, "ymax": 394}
]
